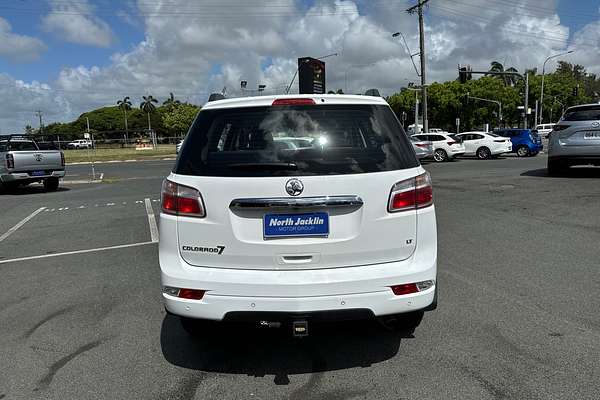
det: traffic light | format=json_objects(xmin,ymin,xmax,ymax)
[
  {"xmin": 572, "ymin": 85, "xmax": 579, "ymax": 97},
  {"xmin": 458, "ymin": 65, "xmax": 472, "ymax": 84}
]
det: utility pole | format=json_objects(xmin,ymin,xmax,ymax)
[
  {"xmin": 407, "ymin": 0, "xmax": 430, "ymax": 133},
  {"xmin": 35, "ymin": 110, "xmax": 44, "ymax": 134},
  {"xmin": 524, "ymin": 72, "xmax": 529, "ymax": 129}
]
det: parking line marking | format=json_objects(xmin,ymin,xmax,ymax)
[
  {"xmin": 0, "ymin": 207, "xmax": 46, "ymax": 243},
  {"xmin": 144, "ymin": 198, "xmax": 159, "ymax": 243},
  {"xmin": 0, "ymin": 241, "xmax": 155, "ymax": 265}
]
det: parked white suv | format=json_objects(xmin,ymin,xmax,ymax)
[
  {"xmin": 454, "ymin": 131, "xmax": 512, "ymax": 159},
  {"xmin": 412, "ymin": 132, "xmax": 465, "ymax": 162},
  {"xmin": 159, "ymin": 94, "xmax": 438, "ymax": 336}
]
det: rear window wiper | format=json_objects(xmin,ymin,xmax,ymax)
[{"xmin": 226, "ymin": 162, "xmax": 298, "ymax": 171}]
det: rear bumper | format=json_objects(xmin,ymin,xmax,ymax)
[
  {"xmin": 549, "ymin": 155, "xmax": 600, "ymax": 166},
  {"xmin": 163, "ymin": 284, "xmax": 435, "ymax": 321},
  {"xmin": 160, "ymin": 207, "xmax": 438, "ymax": 321},
  {"xmin": 1, "ymin": 170, "xmax": 65, "ymax": 182}
]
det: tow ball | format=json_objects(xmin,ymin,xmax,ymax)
[{"xmin": 292, "ymin": 320, "xmax": 309, "ymax": 337}]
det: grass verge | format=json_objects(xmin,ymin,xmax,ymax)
[{"xmin": 64, "ymin": 145, "xmax": 176, "ymax": 163}]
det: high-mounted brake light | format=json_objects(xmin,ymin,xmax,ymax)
[
  {"xmin": 388, "ymin": 172, "xmax": 433, "ymax": 212},
  {"xmin": 161, "ymin": 179, "xmax": 205, "ymax": 217},
  {"xmin": 272, "ymin": 98, "xmax": 316, "ymax": 106},
  {"xmin": 6, "ymin": 154, "xmax": 14, "ymax": 169}
]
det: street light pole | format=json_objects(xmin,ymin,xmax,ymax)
[{"xmin": 539, "ymin": 50, "xmax": 574, "ymax": 124}]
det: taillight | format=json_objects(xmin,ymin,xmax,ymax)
[
  {"xmin": 553, "ymin": 124, "xmax": 570, "ymax": 131},
  {"xmin": 493, "ymin": 139, "xmax": 506, "ymax": 143},
  {"xmin": 415, "ymin": 143, "xmax": 428, "ymax": 148},
  {"xmin": 60, "ymin": 152, "xmax": 65, "ymax": 167},
  {"xmin": 388, "ymin": 172, "xmax": 433, "ymax": 212},
  {"xmin": 447, "ymin": 141, "xmax": 456, "ymax": 146},
  {"xmin": 6, "ymin": 154, "xmax": 14, "ymax": 169},
  {"xmin": 272, "ymin": 98, "xmax": 316, "ymax": 106},
  {"xmin": 161, "ymin": 179, "xmax": 205, "ymax": 217}
]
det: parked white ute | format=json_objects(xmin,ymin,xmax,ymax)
[
  {"xmin": 453, "ymin": 131, "xmax": 512, "ymax": 159},
  {"xmin": 159, "ymin": 94, "xmax": 438, "ymax": 336},
  {"xmin": 412, "ymin": 132, "xmax": 466, "ymax": 162}
]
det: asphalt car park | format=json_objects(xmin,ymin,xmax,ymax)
[{"xmin": 1, "ymin": 157, "xmax": 599, "ymax": 399}]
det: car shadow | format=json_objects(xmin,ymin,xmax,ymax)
[
  {"xmin": 160, "ymin": 314, "xmax": 408, "ymax": 384},
  {"xmin": 0, "ymin": 185, "xmax": 70, "ymax": 195},
  {"xmin": 521, "ymin": 167, "xmax": 600, "ymax": 178}
]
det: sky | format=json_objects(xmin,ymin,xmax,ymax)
[{"xmin": 0, "ymin": 0, "xmax": 599, "ymax": 132}]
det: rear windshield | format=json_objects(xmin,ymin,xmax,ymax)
[
  {"xmin": 0, "ymin": 140, "xmax": 38, "ymax": 151},
  {"xmin": 175, "ymin": 104, "xmax": 418, "ymax": 177},
  {"xmin": 563, "ymin": 105, "xmax": 600, "ymax": 121}
]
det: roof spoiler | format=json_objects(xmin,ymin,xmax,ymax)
[
  {"xmin": 364, "ymin": 88, "xmax": 381, "ymax": 97},
  {"xmin": 208, "ymin": 93, "xmax": 226, "ymax": 102}
]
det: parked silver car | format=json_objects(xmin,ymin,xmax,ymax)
[
  {"xmin": 0, "ymin": 135, "xmax": 65, "ymax": 191},
  {"xmin": 548, "ymin": 104, "xmax": 600, "ymax": 175},
  {"xmin": 410, "ymin": 136, "xmax": 434, "ymax": 160}
]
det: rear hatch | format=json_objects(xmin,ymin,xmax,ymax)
[
  {"xmin": 170, "ymin": 100, "xmax": 423, "ymax": 270},
  {"xmin": 557, "ymin": 105, "xmax": 600, "ymax": 147}
]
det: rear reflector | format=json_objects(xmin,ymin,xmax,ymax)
[
  {"xmin": 391, "ymin": 283, "xmax": 419, "ymax": 295},
  {"xmin": 388, "ymin": 172, "xmax": 433, "ymax": 212},
  {"xmin": 163, "ymin": 286, "xmax": 206, "ymax": 300},
  {"xmin": 390, "ymin": 280, "xmax": 435, "ymax": 296},
  {"xmin": 272, "ymin": 98, "xmax": 316, "ymax": 106},
  {"xmin": 178, "ymin": 288, "xmax": 206, "ymax": 300},
  {"xmin": 161, "ymin": 179, "xmax": 205, "ymax": 217}
]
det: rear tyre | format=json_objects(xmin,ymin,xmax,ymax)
[
  {"xmin": 516, "ymin": 145, "xmax": 530, "ymax": 157},
  {"xmin": 377, "ymin": 310, "xmax": 424, "ymax": 333},
  {"xmin": 476, "ymin": 147, "xmax": 492, "ymax": 160},
  {"xmin": 43, "ymin": 177, "xmax": 59, "ymax": 192},
  {"xmin": 433, "ymin": 149, "xmax": 448, "ymax": 162}
]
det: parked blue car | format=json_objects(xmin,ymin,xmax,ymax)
[{"xmin": 494, "ymin": 128, "xmax": 543, "ymax": 157}]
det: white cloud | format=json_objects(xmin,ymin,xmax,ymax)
[
  {"xmin": 4, "ymin": 0, "xmax": 600, "ymax": 132},
  {"xmin": 0, "ymin": 17, "xmax": 46, "ymax": 62},
  {"xmin": 0, "ymin": 74, "xmax": 69, "ymax": 133},
  {"xmin": 42, "ymin": 0, "xmax": 114, "ymax": 47}
]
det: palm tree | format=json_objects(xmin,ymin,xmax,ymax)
[
  {"xmin": 163, "ymin": 92, "xmax": 180, "ymax": 108},
  {"xmin": 140, "ymin": 95, "xmax": 159, "ymax": 146},
  {"xmin": 487, "ymin": 61, "xmax": 519, "ymax": 86},
  {"xmin": 117, "ymin": 96, "xmax": 132, "ymax": 144}
]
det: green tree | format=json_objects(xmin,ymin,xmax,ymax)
[
  {"xmin": 163, "ymin": 92, "xmax": 181, "ymax": 109},
  {"xmin": 117, "ymin": 96, "xmax": 132, "ymax": 143},
  {"xmin": 140, "ymin": 95, "xmax": 159, "ymax": 131},
  {"xmin": 162, "ymin": 103, "xmax": 200, "ymax": 137},
  {"xmin": 487, "ymin": 61, "xmax": 519, "ymax": 86}
]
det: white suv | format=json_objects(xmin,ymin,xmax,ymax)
[
  {"xmin": 412, "ymin": 133, "xmax": 466, "ymax": 162},
  {"xmin": 160, "ymin": 94, "xmax": 438, "ymax": 336}
]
